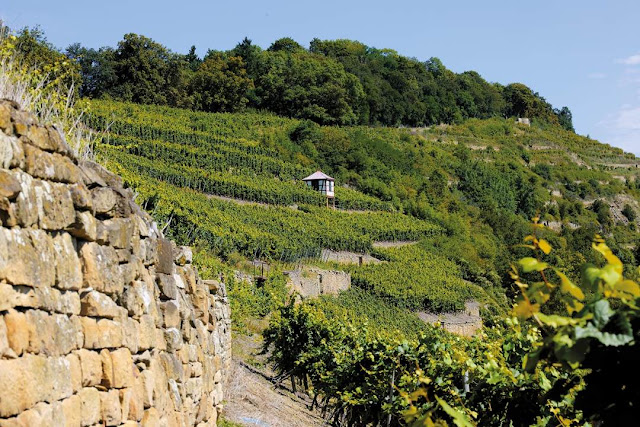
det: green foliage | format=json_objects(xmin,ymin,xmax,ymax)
[
  {"xmin": 511, "ymin": 223, "xmax": 640, "ymax": 425},
  {"xmin": 189, "ymin": 54, "xmax": 253, "ymax": 112},
  {"xmin": 352, "ymin": 244, "xmax": 485, "ymax": 312},
  {"xmin": 65, "ymin": 31, "xmax": 572, "ymax": 127}
]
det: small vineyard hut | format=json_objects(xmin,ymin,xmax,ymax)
[{"xmin": 302, "ymin": 170, "xmax": 335, "ymax": 207}]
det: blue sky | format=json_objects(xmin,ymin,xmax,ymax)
[{"xmin": 3, "ymin": 0, "xmax": 639, "ymax": 155}]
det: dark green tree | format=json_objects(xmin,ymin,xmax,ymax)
[{"xmin": 189, "ymin": 54, "xmax": 253, "ymax": 112}]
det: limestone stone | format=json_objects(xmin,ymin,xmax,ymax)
[
  {"xmin": 0, "ymin": 170, "xmax": 21, "ymax": 199},
  {"xmin": 76, "ymin": 349, "xmax": 103, "ymax": 387},
  {"xmin": 60, "ymin": 394, "xmax": 82, "ymax": 426},
  {"xmin": 24, "ymin": 125, "xmax": 55, "ymax": 152},
  {"xmin": 0, "ymin": 228, "xmax": 55, "ymax": 287},
  {"xmin": 141, "ymin": 408, "xmax": 160, "ymax": 426},
  {"xmin": 80, "ymin": 290, "xmax": 121, "ymax": 318},
  {"xmin": 174, "ymin": 246, "xmax": 192, "ymax": 266},
  {"xmin": 140, "ymin": 370, "xmax": 154, "ymax": 409},
  {"xmin": 157, "ymin": 273, "xmax": 178, "ymax": 300},
  {"xmin": 0, "ymin": 195, "xmax": 18, "ymax": 227},
  {"xmin": 101, "ymin": 348, "xmax": 134, "ymax": 389},
  {"xmin": 160, "ymin": 353, "xmax": 183, "ymax": 381},
  {"xmin": 99, "ymin": 389, "xmax": 122, "ymax": 426},
  {"xmin": 34, "ymin": 180, "xmax": 76, "ymax": 230},
  {"xmin": 25, "ymin": 310, "xmax": 81, "ymax": 356},
  {"xmin": 100, "ymin": 217, "xmax": 132, "ymax": 249},
  {"xmin": 79, "ymin": 242, "xmax": 123, "ymax": 295},
  {"xmin": 13, "ymin": 170, "xmax": 37, "ymax": 226},
  {"xmin": 0, "ymin": 102, "xmax": 11, "ymax": 134},
  {"xmin": 162, "ymin": 300, "xmax": 181, "ymax": 329},
  {"xmin": 0, "ymin": 354, "xmax": 72, "ymax": 417},
  {"xmin": 23, "ymin": 144, "xmax": 80, "ymax": 183},
  {"xmin": 4, "ymin": 310, "xmax": 28, "ymax": 356},
  {"xmin": 137, "ymin": 315, "xmax": 156, "ymax": 351},
  {"xmin": 69, "ymin": 182, "xmax": 92, "ymax": 210},
  {"xmin": 80, "ymin": 317, "xmax": 123, "ymax": 349},
  {"xmin": 0, "ymin": 133, "xmax": 25, "ymax": 170},
  {"xmin": 164, "ymin": 328, "xmax": 183, "ymax": 352},
  {"xmin": 122, "ymin": 280, "xmax": 153, "ymax": 318},
  {"xmin": 121, "ymin": 317, "xmax": 140, "ymax": 354},
  {"xmin": 67, "ymin": 210, "xmax": 97, "ymax": 241},
  {"xmin": 0, "ymin": 317, "xmax": 9, "ymax": 357},
  {"xmin": 156, "ymin": 238, "xmax": 175, "ymax": 275},
  {"xmin": 52, "ymin": 232, "xmax": 83, "ymax": 291},
  {"xmin": 78, "ymin": 387, "xmax": 101, "ymax": 426},
  {"xmin": 66, "ymin": 353, "xmax": 82, "ymax": 393},
  {"xmin": 129, "ymin": 376, "xmax": 146, "ymax": 421},
  {"xmin": 92, "ymin": 187, "xmax": 117, "ymax": 217}
]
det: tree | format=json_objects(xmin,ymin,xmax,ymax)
[
  {"xmin": 555, "ymin": 106, "xmax": 574, "ymax": 132},
  {"xmin": 189, "ymin": 54, "xmax": 253, "ymax": 112},
  {"xmin": 267, "ymin": 37, "xmax": 305, "ymax": 53},
  {"xmin": 66, "ymin": 43, "xmax": 117, "ymax": 98},
  {"xmin": 111, "ymin": 33, "xmax": 188, "ymax": 106},
  {"xmin": 185, "ymin": 45, "xmax": 201, "ymax": 72}
]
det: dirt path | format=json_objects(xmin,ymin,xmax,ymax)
[
  {"xmin": 372, "ymin": 240, "xmax": 418, "ymax": 249},
  {"xmin": 223, "ymin": 359, "xmax": 327, "ymax": 427}
]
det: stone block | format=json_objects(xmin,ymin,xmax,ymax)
[
  {"xmin": 34, "ymin": 180, "xmax": 76, "ymax": 230},
  {"xmin": 52, "ymin": 232, "xmax": 83, "ymax": 291},
  {"xmin": 76, "ymin": 349, "xmax": 103, "ymax": 387},
  {"xmin": 78, "ymin": 387, "xmax": 101, "ymax": 426},
  {"xmin": 0, "ymin": 170, "xmax": 21, "ymax": 199},
  {"xmin": 25, "ymin": 310, "xmax": 81, "ymax": 356},
  {"xmin": 99, "ymin": 389, "xmax": 122, "ymax": 426},
  {"xmin": 60, "ymin": 394, "xmax": 82, "ymax": 427},
  {"xmin": 121, "ymin": 317, "xmax": 140, "ymax": 354},
  {"xmin": 91, "ymin": 187, "xmax": 117, "ymax": 217},
  {"xmin": 137, "ymin": 315, "xmax": 156, "ymax": 351},
  {"xmin": 0, "ymin": 354, "xmax": 72, "ymax": 417},
  {"xmin": 79, "ymin": 242, "xmax": 123, "ymax": 295},
  {"xmin": 101, "ymin": 348, "xmax": 135, "ymax": 389},
  {"xmin": 80, "ymin": 290, "xmax": 121, "ymax": 318},
  {"xmin": 157, "ymin": 273, "xmax": 177, "ymax": 300},
  {"xmin": 80, "ymin": 317, "xmax": 122, "ymax": 349},
  {"xmin": 0, "ymin": 317, "xmax": 9, "ymax": 358},
  {"xmin": 69, "ymin": 182, "xmax": 92, "ymax": 210},
  {"xmin": 4, "ymin": 310, "xmax": 28, "ymax": 356},
  {"xmin": 23, "ymin": 144, "xmax": 80, "ymax": 183},
  {"xmin": 141, "ymin": 408, "xmax": 159, "ymax": 426},
  {"xmin": 1, "ymin": 284, "xmax": 83, "ymax": 315},
  {"xmin": 66, "ymin": 352, "xmax": 82, "ymax": 392},
  {"xmin": 160, "ymin": 353, "xmax": 183, "ymax": 381},
  {"xmin": 156, "ymin": 238, "xmax": 175, "ymax": 275},
  {"xmin": 174, "ymin": 246, "xmax": 192, "ymax": 266},
  {"xmin": 0, "ymin": 102, "xmax": 11, "ymax": 134},
  {"xmin": 67, "ymin": 210, "xmax": 97, "ymax": 241},
  {"xmin": 0, "ymin": 228, "xmax": 55, "ymax": 287},
  {"xmin": 162, "ymin": 300, "xmax": 181, "ymax": 329},
  {"xmin": 164, "ymin": 327, "xmax": 183, "ymax": 352},
  {"xmin": 100, "ymin": 217, "xmax": 132, "ymax": 249},
  {"xmin": 122, "ymin": 280, "xmax": 152, "ymax": 318},
  {"xmin": 13, "ymin": 170, "xmax": 37, "ymax": 226}
]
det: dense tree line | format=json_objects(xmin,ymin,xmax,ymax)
[{"xmin": 58, "ymin": 31, "xmax": 574, "ymax": 129}]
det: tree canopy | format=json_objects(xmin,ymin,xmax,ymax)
[{"xmin": 63, "ymin": 32, "xmax": 574, "ymax": 129}]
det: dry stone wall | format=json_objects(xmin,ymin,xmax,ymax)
[
  {"xmin": 285, "ymin": 267, "xmax": 350, "ymax": 297},
  {"xmin": 0, "ymin": 100, "xmax": 231, "ymax": 426}
]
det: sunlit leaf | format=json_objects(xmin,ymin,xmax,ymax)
[
  {"xmin": 435, "ymin": 396, "xmax": 474, "ymax": 427},
  {"xmin": 538, "ymin": 239, "xmax": 552, "ymax": 255},
  {"xmin": 556, "ymin": 271, "xmax": 585, "ymax": 301},
  {"xmin": 536, "ymin": 313, "xmax": 580, "ymax": 327},
  {"xmin": 614, "ymin": 280, "xmax": 640, "ymax": 298},
  {"xmin": 518, "ymin": 257, "xmax": 549, "ymax": 273}
]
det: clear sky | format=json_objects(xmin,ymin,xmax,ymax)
[{"xmin": 3, "ymin": 0, "xmax": 639, "ymax": 155}]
